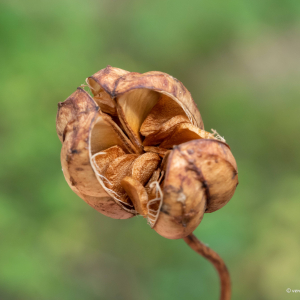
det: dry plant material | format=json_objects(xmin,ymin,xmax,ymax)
[
  {"xmin": 121, "ymin": 177, "xmax": 148, "ymax": 216},
  {"xmin": 56, "ymin": 66, "xmax": 238, "ymax": 300},
  {"xmin": 143, "ymin": 146, "xmax": 169, "ymax": 157}
]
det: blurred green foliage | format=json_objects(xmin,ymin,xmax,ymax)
[{"xmin": 1, "ymin": 0, "xmax": 300, "ymax": 299}]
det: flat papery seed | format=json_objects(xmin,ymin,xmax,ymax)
[
  {"xmin": 159, "ymin": 123, "xmax": 216, "ymax": 149},
  {"xmin": 104, "ymin": 154, "xmax": 139, "ymax": 204},
  {"xmin": 140, "ymin": 94, "xmax": 190, "ymax": 137},
  {"xmin": 92, "ymin": 145, "xmax": 125, "ymax": 176},
  {"xmin": 94, "ymin": 94, "xmax": 117, "ymax": 116},
  {"xmin": 143, "ymin": 146, "xmax": 169, "ymax": 157},
  {"xmin": 121, "ymin": 177, "xmax": 149, "ymax": 217},
  {"xmin": 176, "ymin": 139, "xmax": 238, "ymax": 213},
  {"xmin": 90, "ymin": 113, "xmax": 137, "ymax": 155},
  {"xmin": 131, "ymin": 152, "xmax": 161, "ymax": 185},
  {"xmin": 142, "ymin": 118, "xmax": 190, "ymax": 147},
  {"xmin": 116, "ymin": 89, "xmax": 161, "ymax": 152}
]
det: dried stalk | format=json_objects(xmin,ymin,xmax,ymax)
[{"xmin": 183, "ymin": 233, "xmax": 231, "ymax": 300}]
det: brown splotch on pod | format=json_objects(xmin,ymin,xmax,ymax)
[
  {"xmin": 154, "ymin": 139, "xmax": 238, "ymax": 239},
  {"xmin": 178, "ymin": 139, "xmax": 238, "ymax": 213}
]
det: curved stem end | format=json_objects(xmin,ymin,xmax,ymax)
[{"xmin": 183, "ymin": 233, "xmax": 231, "ymax": 300}]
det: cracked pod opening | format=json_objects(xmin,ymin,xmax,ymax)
[{"xmin": 57, "ymin": 66, "xmax": 238, "ymax": 239}]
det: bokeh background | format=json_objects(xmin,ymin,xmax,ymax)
[{"xmin": 1, "ymin": 0, "xmax": 300, "ymax": 299}]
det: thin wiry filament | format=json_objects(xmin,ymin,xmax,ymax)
[
  {"xmin": 211, "ymin": 129, "xmax": 226, "ymax": 143},
  {"xmin": 147, "ymin": 181, "xmax": 163, "ymax": 228},
  {"xmin": 85, "ymin": 78, "xmax": 95, "ymax": 91},
  {"xmin": 91, "ymin": 154, "xmax": 113, "ymax": 185},
  {"xmin": 158, "ymin": 170, "xmax": 164, "ymax": 184}
]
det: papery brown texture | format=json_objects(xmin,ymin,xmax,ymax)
[
  {"xmin": 56, "ymin": 66, "xmax": 238, "ymax": 237},
  {"xmin": 153, "ymin": 139, "xmax": 238, "ymax": 239},
  {"xmin": 57, "ymin": 88, "xmax": 134, "ymax": 219}
]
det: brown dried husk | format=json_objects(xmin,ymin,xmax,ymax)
[
  {"xmin": 154, "ymin": 139, "xmax": 238, "ymax": 239},
  {"xmin": 56, "ymin": 65, "xmax": 238, "ymax": 237}
]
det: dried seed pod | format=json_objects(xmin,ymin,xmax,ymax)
[
  {"xmin": 56, "ymin": 66, "xmax": 238, "ymax": 237},
  {"xmin": 154, "ymin": 139, "xmax": 238, "ymax": 239}
]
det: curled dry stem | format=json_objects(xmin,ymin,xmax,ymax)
[{"xmin": 183, "ymin": 233, "xmax": 231, "ymax": 300}]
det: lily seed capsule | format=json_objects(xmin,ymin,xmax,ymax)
[{"xmin": 56, "ymin": 66, "xmax": 238, "ymax": 239}]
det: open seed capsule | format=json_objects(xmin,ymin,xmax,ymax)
[{"xmin": 56, "ymin": 66, "xmax": 238, "ymax": 238}]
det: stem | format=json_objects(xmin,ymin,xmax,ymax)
[{"xmin": 183, "ymin": 233, "xmax": 231, "ymax": 300}]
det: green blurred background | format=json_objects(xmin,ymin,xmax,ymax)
[{"xmin": 1, "ymin": 0, "xmax": 300, "ymax": 299}]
